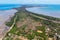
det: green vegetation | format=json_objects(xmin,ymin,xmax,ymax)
[
  {"xmin": 6, "ymin": 15, "xmax": 15, "ymax": 26},
  {"xmin": 29, "ymin": 11, "xmax": 60, "ymax": 21},
  {"xmin": 3, "ymin": 8, "xmax": 60, "ymax": 40}
]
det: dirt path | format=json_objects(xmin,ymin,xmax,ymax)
[{"xmin": 2, "ymin": 15, "xmax": 17, "ymax": 40}]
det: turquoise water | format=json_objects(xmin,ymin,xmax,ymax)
[
  {"xmin": 26, "ymin": 5, "xmax": 60, "ymax": 18},
  {"xmin": 40, "ymin": 5, "xmax": 60, "ymax": 11},
  {"xmin": 0, "ymin": 4, "xmax": 60, "ymax": 18},
  {"xmin": 0, "ymin": 4, "xmax": 60, "ymax": 11},
  {"xmin": 0, "ymin": 4, "xmax": 21, "ymax": 10}
]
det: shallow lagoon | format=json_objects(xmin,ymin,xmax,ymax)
[{"xmin": 26, "ymin": 7, "xmax": 60, "ymax": 18}]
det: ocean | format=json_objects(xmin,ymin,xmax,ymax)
[
  {"xmin": 0, "ymin": 4, "xmax": 21, "ymax": 10},
  {"xmin": 0, "ymin": 4, "xmax": 60, "ymax": 18},
  {"xmin": 26, "ymin": 5, "xmax": 60, "ymax": 18}
]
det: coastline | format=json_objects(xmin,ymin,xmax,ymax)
[
  {"xmin": 0, "ymin": 9, "xmax": 18, "ymax": 40},
  {"xmin": 26, "ymin": 7, "xmax": 60, "ymax": 18}
]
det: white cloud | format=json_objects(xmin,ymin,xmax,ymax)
[{"xmin": 0, "ymin": 0, "xmax": 60, "ymax": 4}]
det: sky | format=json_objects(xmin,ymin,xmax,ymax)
[{"xmin": 0, "ymin": 0, "xmax": 60, "ymax": 4}]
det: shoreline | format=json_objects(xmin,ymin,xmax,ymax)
[
  {"xmin": 26, "ymin": 7, "xmax": 60, "ymax": 18},
  {"xmin": 0, "ymin": 9, "xmax": 18, "ymax": 40}
]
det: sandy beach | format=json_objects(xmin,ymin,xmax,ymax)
[{"xmin": 0, "ymin": 9, "xmax": 17, "ymax": 40}]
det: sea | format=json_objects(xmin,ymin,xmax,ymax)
[
  {"xmin": 0, "ymin": 4, "xmax": 21, "ymax": 10},
  {"xmin": 0, "ymin": 4, "xmax": 60, "ymax": 18},
  {"xmin": 26, "ymin": 4, "xmax": 60, "ymax": 18}
]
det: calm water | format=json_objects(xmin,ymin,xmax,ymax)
[
  {"xmin": 26, "ymin": 5, "xmax": 60, "ymax": 18},
  {"xmin": 0, "ymin": 4, "xmax": 21, "ymax": 10},
  {"xmin": 0, "ymin": 4, "xmax": 60, "ymax": 18}
]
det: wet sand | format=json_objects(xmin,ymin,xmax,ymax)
[{"xmin": 0, "ymin": 9, "xmax": 17, "ymax": 40}]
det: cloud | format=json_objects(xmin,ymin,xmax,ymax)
[{"xmin": 0, "ymin": 0, "xmax": 60, "ymax": 4}]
